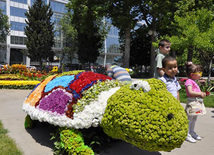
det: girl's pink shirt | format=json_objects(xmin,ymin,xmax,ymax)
[{"xmin": 185, "ymin": 79, "xmax": 201, "ymax": 97}]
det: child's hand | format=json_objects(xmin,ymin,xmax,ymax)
[{"xmin": 200, "ymin": 92, "xmax": 206, "ymax": 98}]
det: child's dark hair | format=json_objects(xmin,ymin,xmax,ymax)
[
  {"xmin": 162, "ymin": 56, "xmax": 176, "ymax": 68},
  {"xmin": 185, "ymin": 62, "xmax": 203, "ymax": 77},
  {"xmin": 159, "ymin": 39, "xmax": 171, "ymax": 47}
]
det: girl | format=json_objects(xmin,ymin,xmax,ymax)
[{"xmin": 185, "ymin": 62, "xmax": 206, "ymax": 143}]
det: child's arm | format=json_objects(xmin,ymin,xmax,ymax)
[
  {"xmin": 158, "ymin": 68, "xmax": 164, "ymax": 77},
  {"xmin": 177, "ymin": 91, "xmax": 180, "ymax": 101},
  {"xmin": 186, "ymin": 85, "xmax": 206, "ymax": 98}
]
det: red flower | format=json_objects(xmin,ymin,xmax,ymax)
[
  {"xmin": 206, "ymin": 90, "xmax": 210, "ymax": 96},
  {"xmin": 69, "ymin": 72, "xmax": 111, "ymax": 93}
]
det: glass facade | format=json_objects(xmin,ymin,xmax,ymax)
[
  {"xmin": 50, "ymin": 1, "xmax": 66, "ymax": 13},
  {"xmin": 10, "ymin": 6, "xmax": 27, "ymax": 18},
  {"xmin": 11, "ymin": 21, "xmax": 26, "ymax": 31},
  {"xmin": 11, "ymin": 36, "xmax": 27, "ymax": 45},
  {"xmin": 0, "ymin": 1, "xmax": 6, "ymax": 14},
  {"xmin": 11, "ymin": 0, "xmax": 27, "ymax": 4},
  {"xmin": 51, "ymin": 8, "xmax": 64, "ymax": 48},
  {"xmin": 105, "ymin": 20, "xmax": 121, "ymax": 54}
]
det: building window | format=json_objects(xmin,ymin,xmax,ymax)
[
  {"xmin": 11, "ymin": 36, "xmax": 27, "ymax": 45},
  {"xmin": 50, "ymin": 1, "xmax": 66, "ymax": 13},
  {"xmin": 11, "ymin": 21, "xmax": 26, "ymax": 31},
  {"xmin": 0, "ymin": 1, "xmax": 6, "ymax": 14},
  {"xmin": 10, "ymin": 6, "xmax": 27, "ymax": 18},
  {"xmin": 31, "ymin": 0, "xmax": 47, "ymax": 6},
  {"xmin": 11, "ymin": 0, "xmax": 27, "ymax": 4}
]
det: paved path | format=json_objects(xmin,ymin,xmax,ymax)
[{"xmin": 0, "ymin": 89, "xmax": 214, "ymax": 155}]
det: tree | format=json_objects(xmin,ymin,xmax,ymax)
[
  {"xmin": 0, "ymin": 8, "xmax": 10, "ymax": 44},
  {"xmin": 164, "ymin": 9, "xmax": 214, "ymax": 83},
  {"xmin": 59, "ymin": 9, "xmax": 78, "ymax": 65},
  {"xmin": 194, "ymin": 9, "xmax": 214, "ymax": 84},
  {"xmin": 24, "ymin": 0, "xmax": 54, "ymax": 70},
  {"xmin": 130, "ymin": 25, "xmax": 151, "ymax": 67},
  {"xmin": 104, "ymin": 0, "xmax": 142, "ymax": 68},
  {"xmin": 139, "ymin": 0, "xmax": 181, "ymax": 77},
  {"xmin": 174, "ymin": 0, "xmax": 214, "ymax": 62},
  {"xmin": 67, "ymin": 0, "xmax": 108, "ymax": 66}
]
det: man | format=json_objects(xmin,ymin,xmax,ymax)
[{"xmin": 106, "ymin": 64, "xmax": 132, "ymax": 82}]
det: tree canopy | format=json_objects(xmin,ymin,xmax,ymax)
[
  {"xmin": 0, "ymin": 8, "xmax": 10, "ymax": 44},
  {"xmin": 130, "ymin": 25, "xmax": 150, "ymax": 67},
  {"xmin": 24, "ymin": 0, "xmax": 54, "ymax": 69},
  {"xmin": 162, "ymin": 8, "xmax": 214, "ymax": 82},
  {"xmin": 59, "ymin": 9, "xmax": 78, "ymax": 65},
  {"xmin": 67, "ymin": 0, "xmax": 108, "ymax": 66},
  {"xmin": 104, "ymin": 0, "xmax": 142, "ymax": 68}
]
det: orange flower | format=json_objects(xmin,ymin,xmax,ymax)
[{"xmin": 24, "ymin": 75, "xmax": 56, "ymax": 106}]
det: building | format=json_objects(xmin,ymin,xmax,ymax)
[{"xmin": 0, "ymin": 0, "xmax": 122, "ymax": 67}]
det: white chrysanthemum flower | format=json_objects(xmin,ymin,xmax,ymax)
[{"xmin": 130, "ymin": 80, "xmax": 151, "ymax": 92}]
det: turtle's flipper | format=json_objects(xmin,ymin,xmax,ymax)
[
  {"xmin": 24, "ymin": 115, "xmax": 35, "ymax": 129},
  {"xmin": 58, "ymin": 128, "xmax": 94, "ymax": 155}
]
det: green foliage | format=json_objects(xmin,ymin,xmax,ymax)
[
  {"xmin": 67, "ymin": 0, "xmax": 108, "ymax": 65},
  {"xmin": 0, "ymin": 120, "xmax": 22, "ymax": 155},
  {"xmin": 140, "ymin": 0, "xmax": 180, "ymax": 36},
  {"xmin": 130, "ymin": 25, "xmax": 151, "ymax": 66},
  {"xmin": 176, "ymin": 0, "xmax": 214, "ymax": 16},
  {"xmin": 24, "ymin": 0, "xmax": 54, "ymax": 69},
  {"xmin": 101, "ymin": 78, "xmax": 188, "ymax": 152},
  {"xmin": 162, "ymin": 8, "xmax": 214, "ymax": 79},
  {"xmin": 59, "ymin": 10, "xmax": 78, "ymax": 64},
  {"xmin": 105, "ymin": 0, "xmax": 142, "ymax": 67},
  {"xmin": 24, "ymin": 115, "xmax": 34, "ymax": 129},
  {"xmin": 52, "ymin": 128, "xmax": 94, "ymax": 155},
  {"xmin": 0, "ymin": 8, "xmax": 10, "ymax": 44}
]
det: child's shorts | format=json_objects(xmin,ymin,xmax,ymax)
[{"xmin": 185, "ymin": 97, "xmax": 206, "ymax": 116}]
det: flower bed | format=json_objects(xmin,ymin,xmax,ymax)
[
  {"xmin": 0, "ymin": 74, "xmax": 25, "ymax": 80},
  {"xmin": 0, "ymin": 80, "xmax": 40, "ymax": 89}
]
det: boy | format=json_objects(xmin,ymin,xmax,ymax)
[
  {"xmin": 106, "ymin": 63, "xmax": 132, "ymax": 82},
  {"xmin": 159, "ymin": 56, "xmax": 181, "ymax": 100},
  {"xmin": 154, "ymin": 39, "xmax": 171, "ymax": 78}
]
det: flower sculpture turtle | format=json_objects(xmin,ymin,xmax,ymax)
[{"xmin": 23, "ymin": 71, "xmax": 188, "ymax": 154}]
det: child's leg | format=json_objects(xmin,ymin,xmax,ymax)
[
  {"xmin": 188, "ymin": 115, "xmax": 198, "ymax": 134},
  {"xmin": 186, "ymin": 115, "xmax": 197, "ymax": 143}
]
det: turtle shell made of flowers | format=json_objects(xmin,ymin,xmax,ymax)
[{"xmin": 23, "ymin": 71, "xmax": 124, "ymax": 129}]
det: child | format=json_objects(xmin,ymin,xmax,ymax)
[
  {"xmin": 159, "ymin": 56, "xmax": 181, "ymax": 100},
  {"xmin": 185, "ymin": 61, "xmax": 206, "ymax": 143},
  {"xmin": 154, "ymin": 39, "xmax": 171, "ymax": 78},
  {"xmin": 106, "ymin": 63, "xmax": 132, "ymax": 82}
]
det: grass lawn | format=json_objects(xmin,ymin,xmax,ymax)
[
  {"xmin": 0, "ymin": 120, "xmax": 22, "ymax": 155},
  {"xmin": 180, "ymin": 89, "xmax": 214, "ymax": 108}
]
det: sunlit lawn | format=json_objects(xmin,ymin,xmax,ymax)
[{"xmin": 0, "ymin": 120, "xmax": 22, "ymax": 155}]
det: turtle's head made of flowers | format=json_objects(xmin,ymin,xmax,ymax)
[{"xmin": 101, "ymin": 78, "xmax": 188, "ymax": 152}]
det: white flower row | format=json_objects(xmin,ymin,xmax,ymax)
[{"xmin": 23, "ymin": 87, "xmax": 120, "ymax": 129}]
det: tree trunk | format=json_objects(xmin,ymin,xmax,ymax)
[
  {"xmin": 39, "ymin": 59, "xmax": 43, "ymax": 71},
  {"xmin": 123, "ymin": 25, "xmax": 131, "ymax": 68},
  {"xmin": 187, "ymin": 46, "xmax": 193, "ymax": 61},
  {"xmin": 149, "ymin": 32, "xmax": 156, "ymax": 77},
  {"xmin": 207, "ymin": 58, "xmax": 212, "ymax": 86}
]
